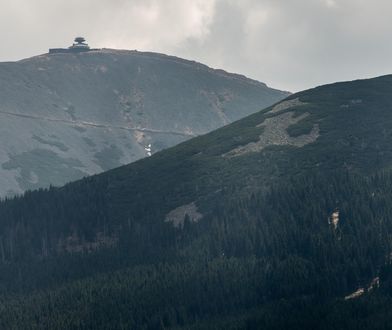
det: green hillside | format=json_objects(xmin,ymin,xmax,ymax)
[
  {"xmin": 2, "ymin": 75, "xmax": 392, "ymax": 328},
  {"xmin": 0, "ymin": 49, "xmax": 288, "ymax": 197}
]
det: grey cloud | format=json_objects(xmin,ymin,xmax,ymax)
[{"xmin": 176, "ymin": 0, "xmax": 392, "ymax": 91}]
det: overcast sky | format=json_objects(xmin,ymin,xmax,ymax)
[{"xmin": 1, "ymin": 0, "xmax": 392, "ymax": 92}]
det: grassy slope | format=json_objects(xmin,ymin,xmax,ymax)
[
  {"xmin": 2, "ymin": 75, "xmax": 392, "ymax": 328},
  {"xmin": 0, "ymin": 50, "xmax": 289, "ymax": 195},
  {"xmin": 2, "ymin": 75, "xmax": 392, "ymax": 266}
]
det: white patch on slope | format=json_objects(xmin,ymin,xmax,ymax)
[
  {"xmin": 224, "ymin": 111, "xmax": 319, "ymax": 158},
  {"xmin": 344, "ymin": 277, "xmax": 380, "ymax": 300},
  {"xmin": 165, "ymin": 202, "xmax": 203, "ymax": 228},
  {"xmin": 145, "ymin": 144, "xmax": 152, "ymax": 157},
  {"xmin": 328, "ymin": 209, "xmax": 340, "ymax": 230},
  {"xmin": 344, "ymin": 288, "xmax": 365, "ymax": 300}
]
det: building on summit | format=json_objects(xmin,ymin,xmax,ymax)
[{"xmin": 49, "ymin": 37, "xmax": 98, "ymax": 54}]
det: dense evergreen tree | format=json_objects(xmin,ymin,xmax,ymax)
[{"xmin": 2, "ymin": 75, "xmax": 392, "ymax": 327}]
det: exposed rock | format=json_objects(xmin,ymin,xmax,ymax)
[
  {"xmin": 329, "ymin": 209, "xmax": 340, "ymax": 230},
  {"xmin": 57, "ymin": 232, "xmax": 118, "ymax": 254},
  {"xmin": 344, "ymin": 277, "xmax": 380, "ymax": 300},
  {"xmin": 344, "ymin": 288, "xmax": 365, "ymax": 300},
  {"xmin": 268, "ymin": 97, "xmax": 307, "ymax": 114},
  {"xmin": 165, "ymin": 202, "xmax": 203, "ymax": 228},
  {"xmin": 224, "ymin": 111, "xmax": 319, "ymax": 157}
]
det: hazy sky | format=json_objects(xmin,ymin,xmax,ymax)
[{"xmin": 1, "ymin": 0, "xmax": 392, "ymax": 92}]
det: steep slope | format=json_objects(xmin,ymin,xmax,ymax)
[
  {"xmin": 0, "ymin": 49, "xmax": 288, "ymax": 196},
  {"xmin": 2, "ymin": 75, "xmax": 392, "ymax": 328}
]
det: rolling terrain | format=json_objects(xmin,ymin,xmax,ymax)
[
  {"xmin": 2, "ymin": 75, "xmax": 392, "ymax": 328},
  {"xmin": 0, "ymin": 49, "xmax": 288, "ymax": 196}
]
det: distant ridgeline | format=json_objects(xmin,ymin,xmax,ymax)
[{"xmin": 49, "ymin": 37, "xmax": 99, "ymax": 54}]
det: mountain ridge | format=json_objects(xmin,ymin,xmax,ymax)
[
  {"xmin": 27, "ymin": 48, "xmax": 285, "ymax": 90},
  {"xmin": 0, "ymin": 49, "xmax": 289, "ymax": 196},
  {"xmin": 3, "ymin": 73, "xmax": 392, "ymax": 329}
]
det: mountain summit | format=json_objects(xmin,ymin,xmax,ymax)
[{"xmin": 0, "ymin": 48, "xmax": 288, "ymax": 196}]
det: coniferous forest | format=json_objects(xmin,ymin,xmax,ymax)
[{"xmin": 2, "ymin": 75, "xmax": 392, "ymax": 328}]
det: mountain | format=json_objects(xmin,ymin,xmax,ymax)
[
  {"xmin": 0, "ymin": 49, "xmax": 288, "ymax": 197},
  {"xmin": 2, "ymin": 75, "xmax": 392, "ymax": 328}
]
